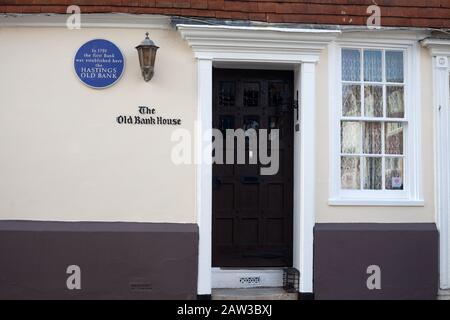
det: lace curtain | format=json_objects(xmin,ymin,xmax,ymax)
[{"xmin": 340, "ymin": 48, "xmax": 405, "ymax": 190}]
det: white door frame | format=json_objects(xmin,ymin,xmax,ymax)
[
  {"xmin": 178, "ymin": 24, "xmax": 339, "ymax": 295},
  {"xmin": 422, "ymin": 39, "xmax": 450, "ymax": 290}
]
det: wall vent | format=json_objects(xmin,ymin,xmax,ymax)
[{"xmin": 239, "ymin": 276, "xmax": 261, "ymax": 286}]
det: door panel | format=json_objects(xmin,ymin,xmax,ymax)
[{"xmin": 212, "ymin": 69, "xmax": 294, "ymax": 267}]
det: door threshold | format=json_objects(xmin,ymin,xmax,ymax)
[
  {"xmin": 212, "ymin": 268, "xmax": 285, "ymax": 289},
  {"xmin": 212, "ymin": 287, "xmax": 298, "ymax": 300}
]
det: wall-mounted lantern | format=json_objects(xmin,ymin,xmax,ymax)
[{"xmin": 135, "ymin": 32, "xmax": 159, "ymax": 82}]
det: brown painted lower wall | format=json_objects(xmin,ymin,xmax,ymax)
[
  {"xmin": 0, "ymin": 221, "xmax": 439, "ymax": 299},
  {"xmin": 314, "ymin": 223, "xmax": 439, "ymax": 300},
  {"xmin": 0, "ymin": 220, "xmax": 198, "ymax": 300}
]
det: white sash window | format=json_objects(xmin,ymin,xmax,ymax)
[{"xmin": 329, "ymin": 39, "xmax": 423, "ymax": 206}]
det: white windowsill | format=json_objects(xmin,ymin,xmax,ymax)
[{"xmin": 328, "ymin": 198, "xmax": 425, "ymax": 206}]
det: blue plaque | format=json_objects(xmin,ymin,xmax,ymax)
[{"xmin": 74, "ymin": 39, "xmax": 125, "ymax": 89}]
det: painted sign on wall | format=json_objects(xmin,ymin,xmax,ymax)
[{"xmin": 74, "ymin": 39, "xmax": 125, "ymax": 89}]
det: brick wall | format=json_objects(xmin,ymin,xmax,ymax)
[{"xmin": 0, "ymin": 0, "xmax": 449, "ymax": 28}]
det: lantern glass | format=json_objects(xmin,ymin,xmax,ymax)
[{"xmin": 135, "ymin": 33, "xmax": 159, "ymax": 82}]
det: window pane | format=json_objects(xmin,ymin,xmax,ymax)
[
  {"xmin": 342, "ymin": 49, "xmax": 361, "ymax": 81},
  {"xmin": 341, "ymin": 156, "xmax": 361, "ymax": 189},
  {"xmin": 219, "ymin": 116, "xmax": 234, "ymax": 134},
  {"xmin": 385, "ymin": 122, "xmax": 404, "ymax": 154},
  {"xmin": 386, "ymin": 51, "xmax": 404, "ymax": 83},
  {"xmin": 218, "ymin": 81, "xmax": 235, "ymax": 107},
  {"xmin": 244, "ymin": 116, "xmax": 260, "ymax": 131},
  {"xmin": 363, "ymin": 122, "xmax": 382, "ymax": 154},
  {"xmin": 269, "ymin": 116, "xmax": 282, "ymax": 139},
  {"xmin": 363, "ymin": 157, "xmax": 382, "ymax": 190},
  {"xmin": 364, "ymin": 85, "xmax": 383, "ymax": 117},
  {"xmin": 385, "ymin": 157, "xmax": 404, "ymax": 190},
  {"xmin": 364, "ymin": 50, "xmax": 382, "ymax": 82},
  {"xmin": 243, "ymin": 82, "xmax": 259, "ymax": 107},
  {"xmin": 244, "ymin": 116, "xmax": 259, "ymax": 139},
  {"xmin": 342, "ymin": 84, "xmax": 361, "ymax": 116},
  {"xmin": 341, "ymin": 121, "xmax": 361, "ymax": 154},
  {"xmin": 387, "ymin": 86, "xmax": 404, "ymax": 118},
  {"xmin": 269, "ymin": 81, "xmax": 289, "ymax": 108}
]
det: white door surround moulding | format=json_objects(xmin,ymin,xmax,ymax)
[
  {"xmin": 177, "ymin": 24, "xmax": 340, "ymax": 63},
  {"xmin": 422, "ymin": 38, "xmax": 450, "ymax": 290},
  {"xmin": 178, "ymin": 23, "xmax": 339, "ymax": 295}
]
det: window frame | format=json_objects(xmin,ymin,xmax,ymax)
[{"xmin": 328, "ymin": 38, "xmax": 423, "ymax": 206}]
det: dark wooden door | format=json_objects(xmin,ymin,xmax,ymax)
[{"xmin": 212, "ymin": 68, "xmax": 294, "ymax": 267}]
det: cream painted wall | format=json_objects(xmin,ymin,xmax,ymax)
[
  {"xmin": 0, "ymin": 24, "xmax": 437, "ymax": 224},
  {"xmin": 0, "ymin": 27, "xmax": 197, "ymax": 223},
  {"xmin": 315, "ymin": 46, "xmax": 436, "ymax": 223}
]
